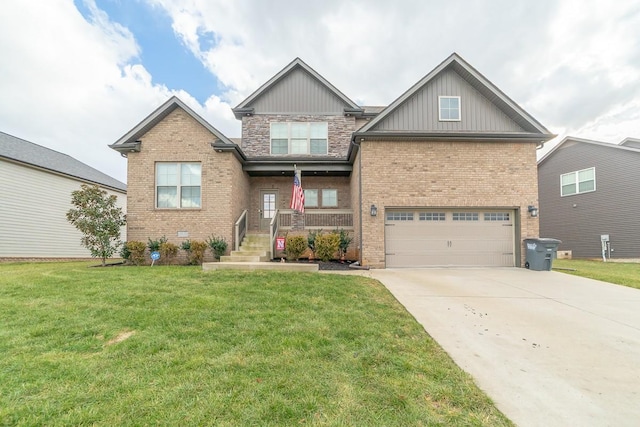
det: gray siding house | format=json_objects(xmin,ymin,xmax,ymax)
[
  {"xmin": 538, "ymin": 136, "xmax": 640, "ymax": 258},
  {"xmin": 0, "ymin": 131, "xmax": 127, "ymax": 259}
]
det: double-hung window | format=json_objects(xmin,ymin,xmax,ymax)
[
  {"xmin": 270, "ymin": 122, "xmax": 328, "ymax": 155},
  {"xmin": 439, "ymin": 96, "xmax": 461, "ymax": 121},
  {"xmin": 156, "ymin": 162, "xmax": 201, "ymax": 208},
  {"xmin": 561, "ymin": 167, "xmax": 595, "ymax": 196}
]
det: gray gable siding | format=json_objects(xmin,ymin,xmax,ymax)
[
  {"xmin": 371, "ymin": 69, "xmax": 525, "ymax": 133},
  {"xmin": 538, "ymin": 141, "xmax": 640, "ymax": 258},
  {"xmin": 249, "ymin": 68, "xmax": 349, "ymax": 114}
]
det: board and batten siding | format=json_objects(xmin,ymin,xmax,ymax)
[
  {"xmin": 372, "ymin": 69, "xmax": 524, "ymax": 133},
  {"xmin": 538, "ymin": 141, "xmax": 640, "ymax": 258},
  {"xmin": 249, "ymin": 68, "xmax": 348, "ymax": 114},
  {"xmin": 0, "ymin": 160, "xmax": 126, "ymax": 258}
]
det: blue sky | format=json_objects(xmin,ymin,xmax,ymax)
[
  {"xmin": 75, "ymin": 0, "xmax": 220, "ymax": 104},
  {"xmin": 1, "ymin": 0, "xmax": 640, "ymax": 184}
]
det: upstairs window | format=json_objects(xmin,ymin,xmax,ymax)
[
  {"xmin": 561, "ymin": 167, "xmax": 595, "ymax": 196},
  {"xmin": 156, "ymin": 162, "xmax": 201, "ymax": 208},
  {"xmin": 439, "ymin": 96, "xmax": 461, "ymax": 121},
  {"xmin": 270, "ymin": 122, "xmax": 328, "ymax": 155}
]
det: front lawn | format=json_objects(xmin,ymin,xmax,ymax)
[
  {"xmin": 553, "ymin": 259, "xmax": 640, "ymax": 290},
  {"xmin": 0, "ymin": 262, "xmax": 510, "ymax": 426}
]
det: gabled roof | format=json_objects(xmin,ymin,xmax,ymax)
[
  {"xmin": 538, "ymin": 136, "xmax": 640, "ymax": 166},
  {"xmin": 110, "ymin": 96, "xmax": 235, "ymax": 154},
  {"xmin": 356, "ymin": 53, "xmax": 553, "ymax": 140},
  {"xmin": 619, "ymin": 137, "xmax": 640, "ymax": 148},
  {"xmin": 232, "ymin": 58, "xmax": 363, "ymax": 119},
  {"xmin": 0, "ymin": 131, "xmax": 126, "ymax": 192}
]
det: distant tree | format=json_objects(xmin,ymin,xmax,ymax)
[{"xmin": 66, "ymin": 184, "xmax": 126, "ymax": 266}]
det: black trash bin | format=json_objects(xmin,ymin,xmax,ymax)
[{"xmin": 524, "ymin": 238, "xmax": 562, "ymax": 271}]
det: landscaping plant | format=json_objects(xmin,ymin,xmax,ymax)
[
  {"xmin": 315, "ymin": 232, "xmax": 340, "ymax": 262},
  {"xmin": 285, "ymin": 235, "xmax": 306, "ymax": 261},
  {"xmin": 206, "ymin": 235, "xmax": 228, "ymax": 260},
  {"xmin": 66, "ymin": 184, "xmax": 126, "ymax": 266}
]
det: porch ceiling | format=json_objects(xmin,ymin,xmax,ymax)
[{"xmin": 244, "ymin": 160, "xmax": 352, "ymax": 176}]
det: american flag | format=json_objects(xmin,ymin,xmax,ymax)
[{"xmin": 290, "ymin": 169, "xmax": 305, "ymax": 213}]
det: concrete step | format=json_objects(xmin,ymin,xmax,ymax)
[
  {"xmin": 220, "ymin": 255, "xmax": 270, "ymax": 263},
  {"xmin": 240, "ymin": 243, "xmax": 271, "ymax": 250},
  {"xmin": 231, "ymin": 250, "xmax": 269, "ymax": 257}
]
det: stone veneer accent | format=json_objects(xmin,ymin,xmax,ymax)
[
  {"xmin": 358, "ymin": 140, "xmax": 540, "ymax": 268},
  {"xmin": 241, "ymin": 114, "xmax": 355, "ymax": 157}
]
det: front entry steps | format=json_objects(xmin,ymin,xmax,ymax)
[{"xmin": 203, "ymin": 233, "xmax": 318, "ymax": 272}]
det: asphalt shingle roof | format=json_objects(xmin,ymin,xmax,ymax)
[{"xmin": 0, "ymin": 131, "xmax": 126, "ymax": 192}]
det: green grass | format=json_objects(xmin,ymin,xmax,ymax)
[
  {"xmin": 0, "ymin": 262, "xmax": 511, "ymax": 426},
  {"xmin": 553, "ymin": 259, "xmax": 640, "ymax": 289}
]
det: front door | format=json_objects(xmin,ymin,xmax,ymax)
[{"xmin": 260, "ymin": 190, "xmax": 278, "ymax": 231}]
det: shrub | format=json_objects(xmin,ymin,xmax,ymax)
[
  {"xmin": 147, "ymin": 236, "xmax": 168, "ymax": 252},
  {"xmin": 285, "ymin": 235, "xmax": 307, "ymax": 261},
  {"xmin": 337, "ymin": 228, "xmax": 353, "ymax": 257},
  {"xmin": 188, "ymin": 240, "xmax": 208, "ymax": 265},
  {"xmin": 315, "ymin": 232, "xmax": 340, "ymax": 262},
  {"xmin": 307, "ymin": 229, "xmax": 322, "ymax": 257},
  {"xmin": 125, "ymin": 241, "xmax": 147, "ymax": 266},
  {"xmin": 206, "ymin": 235, "xmax": 228, "ymax": 260},
  {"xmin": 159, "ymin": 242, "xmax": 179, "ymax": 264},
  {"xmin": 119, "ymin": 244, "xmax": 131, "ymax": 262}
]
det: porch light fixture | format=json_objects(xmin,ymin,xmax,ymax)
[
  {"xmin": 370, "ymin": 204, "xmax": 378, "ymax": 217},
  {"xmin": 528, "ymin": 205, "xmax": 538, "ymax": 218}
]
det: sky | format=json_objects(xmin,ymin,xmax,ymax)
[{"xmin": 1, "ymin": 0, "xmax": 639, "ymax": 184}]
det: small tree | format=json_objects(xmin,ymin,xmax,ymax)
[{"xmin": 66, "ymin": 184, "xmax": 126, "ymax": 266}]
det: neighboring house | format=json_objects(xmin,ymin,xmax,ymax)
[
  {"xmin": 538, "ymin": 136, "xmax": 640, "ymax": 258},
  {"xmin": 110, "ymin": 53, "xmax": 553, "ymax": 268},
  {"xmin": 0, "ymin": 131, "xmax": 127, "ymax": 259}
]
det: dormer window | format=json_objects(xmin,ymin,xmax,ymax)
[
  {"xmin": 270, "ymin": 122, "xmax": 328, "ymax": 155},
  {"xmin": 439, "ymin": 96, "xmax": 461, "ymax": 121}
]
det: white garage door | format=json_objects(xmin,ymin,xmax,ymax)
[{"xmin": 385, "ymin": 209, "xmax": 515, "ymax": 267}]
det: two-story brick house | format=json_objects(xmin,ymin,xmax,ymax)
[{"xmin": 110, "ymin": 53, "xmax": 553, "ymax": 268}]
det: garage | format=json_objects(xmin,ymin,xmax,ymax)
[{"xmin": 385, "ymin": 209, "xmax": 516, "ymax": 267}]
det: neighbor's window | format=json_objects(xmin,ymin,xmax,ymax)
[
  {"xmin": 156, "ymin": 162, "xmax": 201, "ymax": 208},
  {"xmin": 270, "ymin": 122, "xmax": 328, "ymax": 155},
  {"xmin": 439, "ymin": 96, "xmax": 461, "ymax": 121},
  {"xmin": 322, "ymin": 189, "xmax": 338, "ymax": 207},
  {"xmin": 304, "ymin": 189, "xmax": 318, "ymax": 207},
  {"xmin": 561, "ymin": 167, "xmax": 595, "ymax": 196}
]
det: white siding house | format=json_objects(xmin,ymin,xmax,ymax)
[{"xmin": 0, "ymin": 131, "xmax": 127, "ymax": 259}]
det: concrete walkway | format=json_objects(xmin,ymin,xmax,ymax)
[{"xmin": 367, "ymin": 268, "xmax": 640, "ymax": 427}]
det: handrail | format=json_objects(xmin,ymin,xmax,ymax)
[
  {"xmin": 234, "ymin": 209, "xmax": 248, "ymax": 251},
  {"xmin": 269, "ymin": 209, "xmax": 279, "ymax": 260}
]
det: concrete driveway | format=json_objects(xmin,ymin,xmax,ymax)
[{"xmin": 368, "ymin": 268, "xmax": 640, "ymax": 427}]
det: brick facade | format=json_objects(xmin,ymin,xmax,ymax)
[
  {"xmin": 125, "ymin": 108, "xmax": 249, "ymax": 258},
  {"xmin": 358, "ymin": 140, "xmax": 540, "ymax": 268}
]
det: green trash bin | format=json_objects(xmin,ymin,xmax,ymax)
[{"xmin": 524, "ymin": 238, "xmax": 562, "ymax": 271}]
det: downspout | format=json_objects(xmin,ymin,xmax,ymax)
[{"xmin": 350, "ymin": 136, "xmax": 364, "ymax": 265}]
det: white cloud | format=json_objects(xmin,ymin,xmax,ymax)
[{"xmin": 2, "ymin": 0, "xmax": 640, "ymax": 184}]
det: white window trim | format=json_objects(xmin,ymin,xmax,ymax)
[
  {"xmin": 438, "ymin": 96, "xmax": 461, "ymax": 122},
  {"xmin": 304, "ymin": 189, "xmax": 318, "ymax": 207},
  {"xmin": 269, "ymin": 122, "xmax": 328, "ymax": 155},
  {"xmin": 321, "ymin": 189, "xmax": 338, "ymax": 207},
  {"xmin": 560, "ymin": 167, "xmax": 596, "ymax": 197},
  {"xmin": 155, "ymin": 162, "xmax": 202, "ymax": 209}
]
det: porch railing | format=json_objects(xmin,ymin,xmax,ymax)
[
  {"xmin": 278, "ymin": 209, "xmax": 353, "ymax": 230},
  {"xmin": 269, "ymin": 209, "xmax": 279, "ymax": 259},
  {"xmin": 234, "ymin": 209, "xmax": 248, "ymax": 251}
]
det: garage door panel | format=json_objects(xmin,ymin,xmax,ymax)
[{"xmin": 385, "ymin": 209, "xmax": 515, "ymax": 267}]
